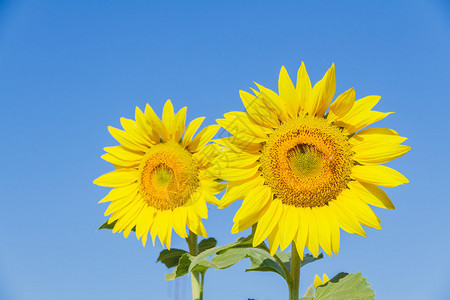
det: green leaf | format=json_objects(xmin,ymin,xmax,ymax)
[
  {"xmin": 157, "ymin": 249, "xmax": 188, "ymax": 269},
  {"xmin": 98, "ymin": 220, "xmax": 116, "ymax": 230},
  {"xmin": 314, "ymin": 272, "xmax": 375, "ymax": 300},
  {"xmin": 165, "ymin": 253, "xmax": 212, "ymax": 281},
  {"xmin": 303, "ymin": 285, "xmax": 315, "ymax": 298},
  {"xmin": 97, "ymin": 220, "xmax": 135, "ymax": 232},
  {"xmin": 198, "ymin": 237, "xmax": 217, "ymax": 253},
  {"xmin": 245, "ymin": 249, "xmax": 287, "ymax": 279},
  {"xmin": 301, "ymin": 253, "xmax": 324, "ymax": 267}
]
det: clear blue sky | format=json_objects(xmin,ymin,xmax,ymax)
[{"xmin": 0, "ymin": 0, "xmax": 449, "ymax": 299}]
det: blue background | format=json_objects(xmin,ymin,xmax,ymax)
[{"xmin": 1, "ymin": 0, "xmax": 449, "ymax": 299}]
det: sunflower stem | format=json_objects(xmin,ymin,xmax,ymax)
[
  {"xmin": 289, "ymin": 242, "xmax": 301, "ymax": 300},
  {"xmin": 186, "ymin": 230, "xmax": 202, "ymax": 300}
]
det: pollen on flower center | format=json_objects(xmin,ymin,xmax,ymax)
[
  {"xmin": 138, "ymin": 141, "xmax": 199, "ymax": 210},
  {"xmin": 260, "ymin": 116, "xmax": 353, "ymax": 208}
]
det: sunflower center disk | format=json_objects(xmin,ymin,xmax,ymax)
[
  {"xmin": 261, "ymin": 117, "xmax": 353, "ymax": 208},
  {"xmin": 139, "ymin": 141, "xmax": 199, "ymax": 210}
]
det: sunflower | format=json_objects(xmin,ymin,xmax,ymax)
[
  {"xmin": 94, "ymin": 100, "xmax": 224, "ymax": 248},
  {"xmin": 215, "ymin": 62, "xmax": 409, "ymax": 258}
]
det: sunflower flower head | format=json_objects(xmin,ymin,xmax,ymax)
[
  {"xmin": 216, "ymin": 62, "xmax": 410, "ymax": 258},
  {"xmin": 94, "ymin": 100, "xmax": 224, "ymax": 249}
]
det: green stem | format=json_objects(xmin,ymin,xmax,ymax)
[
  {"xmin": 186, "ymin": 230, "xmax": 202, "ymax": 300},
  {"xmin": 200, "ymin": 272, "xmax": 205, "ymax": 300},
  {"xmin": 289, "ymin": 242, "xmax": 301, "ymax": 300}
]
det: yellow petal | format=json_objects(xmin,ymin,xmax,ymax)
[
  {"xmin": 101, "ymin": 153, "xmax": 139, "ymax": 168},
  {"xmin": 312, "ymin": 207, "xmax": 332, "ymax": 256},
  {"xmin": 215, "ymin": 151, "xmax": 259, "ymax": 169},
  {"xmin": 213, "ymin": 164, "xmax": 261, "ymax": 182},
  {"xmin": 338, "ymin": 95, "xmax": 381, "ymax": 121},
  {"xmin": 145, "ymin": 103, "xmax": 168, "ymax": 141},
  {"xmin": 135, "ymin": 106, "xmax": 160, "ymax": 143},
  {"xmin": 279, "ymin": 66, "xmax": 300, "ymax": 118},
  {"xmin": 239, "ymin": 90, "xmax": 279, "ymax": 128},
  {"xmin": 304, "ymin": 208, "xmax": 319, "ymax": 258},
  {"xmin": 253, "ymin": 198, "xmax": 283, "ymax": 246},
  {"xmin": 108, "ymin": 126, "xmax": 148, "ymax": 152},
  {"xmin": 328, "ymin": 87, "xmax": 355, "ymax": 121},
  {"xmin": 339, "ymin": 189, "xmax": 381, "ymax": 229},
  {"xmin": 120, "ymin": 117, "xmax": 152, "ymax": 145},
  {"xmin": 295, "ymin": 208, "xmax": 308, "ymax": 260},
  {"xmin": 182, "ymin": 117, "xmax": 205, "ymax": 147},
  {"xmin": 217, "ymin": 114, "xmax": 268, "ymax": 142},
  {"xmin": 173, "ymin": 106, "xmax": 187, "ymax": 142},
  {"xmin": 94, "ymin": 169, "xmax": 139, "ymax": 187},
  {"xmin": 341, "ymin": 111, "xmax": 393, "ymax": 135},
  {"xmin": 219, "ymin": 175, "xmax": 264, "ymax": 208},
  {"xmin": 135, "ymin": 206, "xmax": 155, "ymax": 239},
  {"xmin": 187, "ymin": 209, "xmax": 207, "ymax": 237},
  {"xmin": 353, "ymin": 145, "xmax": 410, "ymax": 165},
  {"xmin": 279, "ymin": 205, "xmax": 298, "ymax": 251},
  {"xmin": 172, "ymin": 207, "xmax": 188, "ymax": 238},
  {"xmin": 296, "ymin": 61, "xmax": 312, "ymax": 114},
  {"xmin": 213, "ymin": 137, "xmax": 263, "ymax": 154},
  {"xmin": 322, "ymin": 205, "xmax": 340, "ymax": 254},
  {"xmin": 188, "ymin": 125, "xmax": 220, "ymax": 153},
  {"xmin": 311, "ymin": 63, "xmax": 336, "ymax": 117},
  {"xmin": 104, "ymin": 146, "xmax": 143, "ymax": 161},
  {"xmin": 233, "ymin": 185, "xmax": 272, "ymax": 221},
  {"xmin": 98, "ymin": 184, "xmax": 138, "ymax": 203},
  {"xmin": 162, "ymin": 99, "xmax": 175, "ymax": 135},
  {"xmin": 192, "ymin": 196, "xmax": 208, "ymax": 219},
  {"xmin": 329, "ymin": 199, "xmax": 366, "ymax": 236},
  {"xmin": 314, "ymin": 274, "xmax": 324, "ymax": 289},
  {"xmin": 352, "ymin": 165, "xmax": 409, "ymax": 187},
  {"xmin": 348, "ymin": 181, "xmax": 395, "ymax": 209},
  {"xmin": 254, "ymin": 82, "xmax": 288, "ymax": 122},
  {"xmin": 267, "ymin": 225, "xmax": 281, "ymax": 256},
  {"xmin": 104, "ymin": 192, "xmax": 137, "ymax": 216}
]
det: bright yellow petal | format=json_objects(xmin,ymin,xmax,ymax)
[
  {"xmin": 348, "ymin": 181, "xmax": 395, "ymax": 209},
  {"xmin": 239, "ymin": 90, "xmax": 279, "ymax": 128},
  {"xmin": 311, "ymin": 63, "xmax": 336, "ymax": 117},
  {"xmin": 98, "ymin": 184, "xmax": 138, "ymax": 203},
  {"xmin": 279, "ymin": 205, "xmax": 298, "ymax": 251},
  {"xmin": 304, "ymin": 208, "xmax": 319, "ymax": 257},
  {"xmin": 314, "ymin": 274, "xmax": 324, "ymax": 289},
  {"xmin": 104, "ymin": 146, "xmax": 143, "ymax": 161},
  {"xmin": 173, "ymin": 106, "xmax": 187, "ymax": 142},
  {"xmin": 233, "ymin": 185, "xmax": 272, "ymax": 221},
  {"xmin": 188, "ymin": 124, "xmax": 220, "ymax": 152},
  {"xmin": 295, "ymin": 208, "xmax": 308, "ymax": 260},
  {"xmin": 213, "ymin": 137, "xmax": 263, "ymax": 154},
  {"xmin": 172, "ymin": 207, "xmax": 188, "ymax": 238},
  {"xmin": 94, "ymin": 169, "xmax": 139, "ymax": 187},
  {"xmin": 296, "ymin": 61, "xmax": 312, "ymax": 114},
  {"xmin": 279, "ymin": 66, "xmax": 300, "ymax": 118},
  {"xmin": 135, "ymin": 106, "xmax": 160, "ymax": 143},
  {"xmin": 108, "ymin": 126, "xmax": 148, "ymax": 152},
  {"xmin": 182, "ymin": 117, "xmax": 205, "ymax": 147},
  {"xmin": 120, "ymin": 117, "xmax": 152, "ymax": 145},
  {"xmin": 213, "ymin": 164, "xmax": 260, "ymax": 182},
  {"xmin": 145, "ymin": 103, "xmax": 168, "ymax": 141},
  {"xmin": 352, "ymin": 165, "xmax": 409, "ymax": 187},
  {"xmin": 312, "ymin": 207, "xmax": 332, "ymax": 256},
  {"xmin": 162, "ymin": 99, "xmax": 175, "ymax": 135},
  {"xmin": 339, "ymin": 189, "xmax": 381, "ymax": 229},
  {"xmin": 329, "ymin": 199, "xmax": 366, "ymax": 236},
  {"xmin": 219, "ymin": 175, "xmax": 264, "ymax": 208},
  {"xmin": 254, "ymin": 82, "xmax": 288, "ymax": 122},
  {"xmin": 101, "ymin": 153, "xmax": 139, "ymax": 168},
  {"xmin": 253, "ymin": 198, "xmax": 283, "ymax": 246},
  {"xmin": 328, "ymin": 87, "xmax": 355, "ymax": 121}
]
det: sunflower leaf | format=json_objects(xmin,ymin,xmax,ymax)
[
  {"xmin": 165, "ymin": 253, "xmax": 211, "ymax": 281},
  {"xmin": 198, "ymin": 238, "xmax": 217, "ymax": 253},
  {"xmin": 97, "ymin": 220, "xmax": 116, "ymax": 230},
  {"xmin": 157, "ymin": 249, "xmax": 188, "ymax": 269},
  {"xmin": 314, "ymin": 272, "xmax": 375, "ymax": 300},
  {"xmin": 97, "ymin": 220, "xmax": 136, "ymax": 232}
]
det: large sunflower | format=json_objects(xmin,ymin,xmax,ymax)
[
  {"xmin": 94, "ymin": 100, "xmax": 223, "ymax": 248},
  {"xmin": 216, "ymin": 63, "xmax": 409, "ymax": 258}
]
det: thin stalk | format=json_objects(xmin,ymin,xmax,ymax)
[
  {"xmin": 289, "ymin": 242, "xmax": 301, "ymax": 300},
  {"xmin": 186, "ymin": 230, "xmax": 202, "ymax": 300}
]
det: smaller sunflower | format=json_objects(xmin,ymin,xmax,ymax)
[{"xmin": 94, "ymin": 100, "xmax": 224, "ymax": 248}]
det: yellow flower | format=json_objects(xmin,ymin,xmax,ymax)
[
  {"xmin": 216, "ymin": 62, "xmax": 410, "ymax": 258},
  {"xmin": 94, "ymin": 100, "xmax": 224, "ymax": 249}
]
